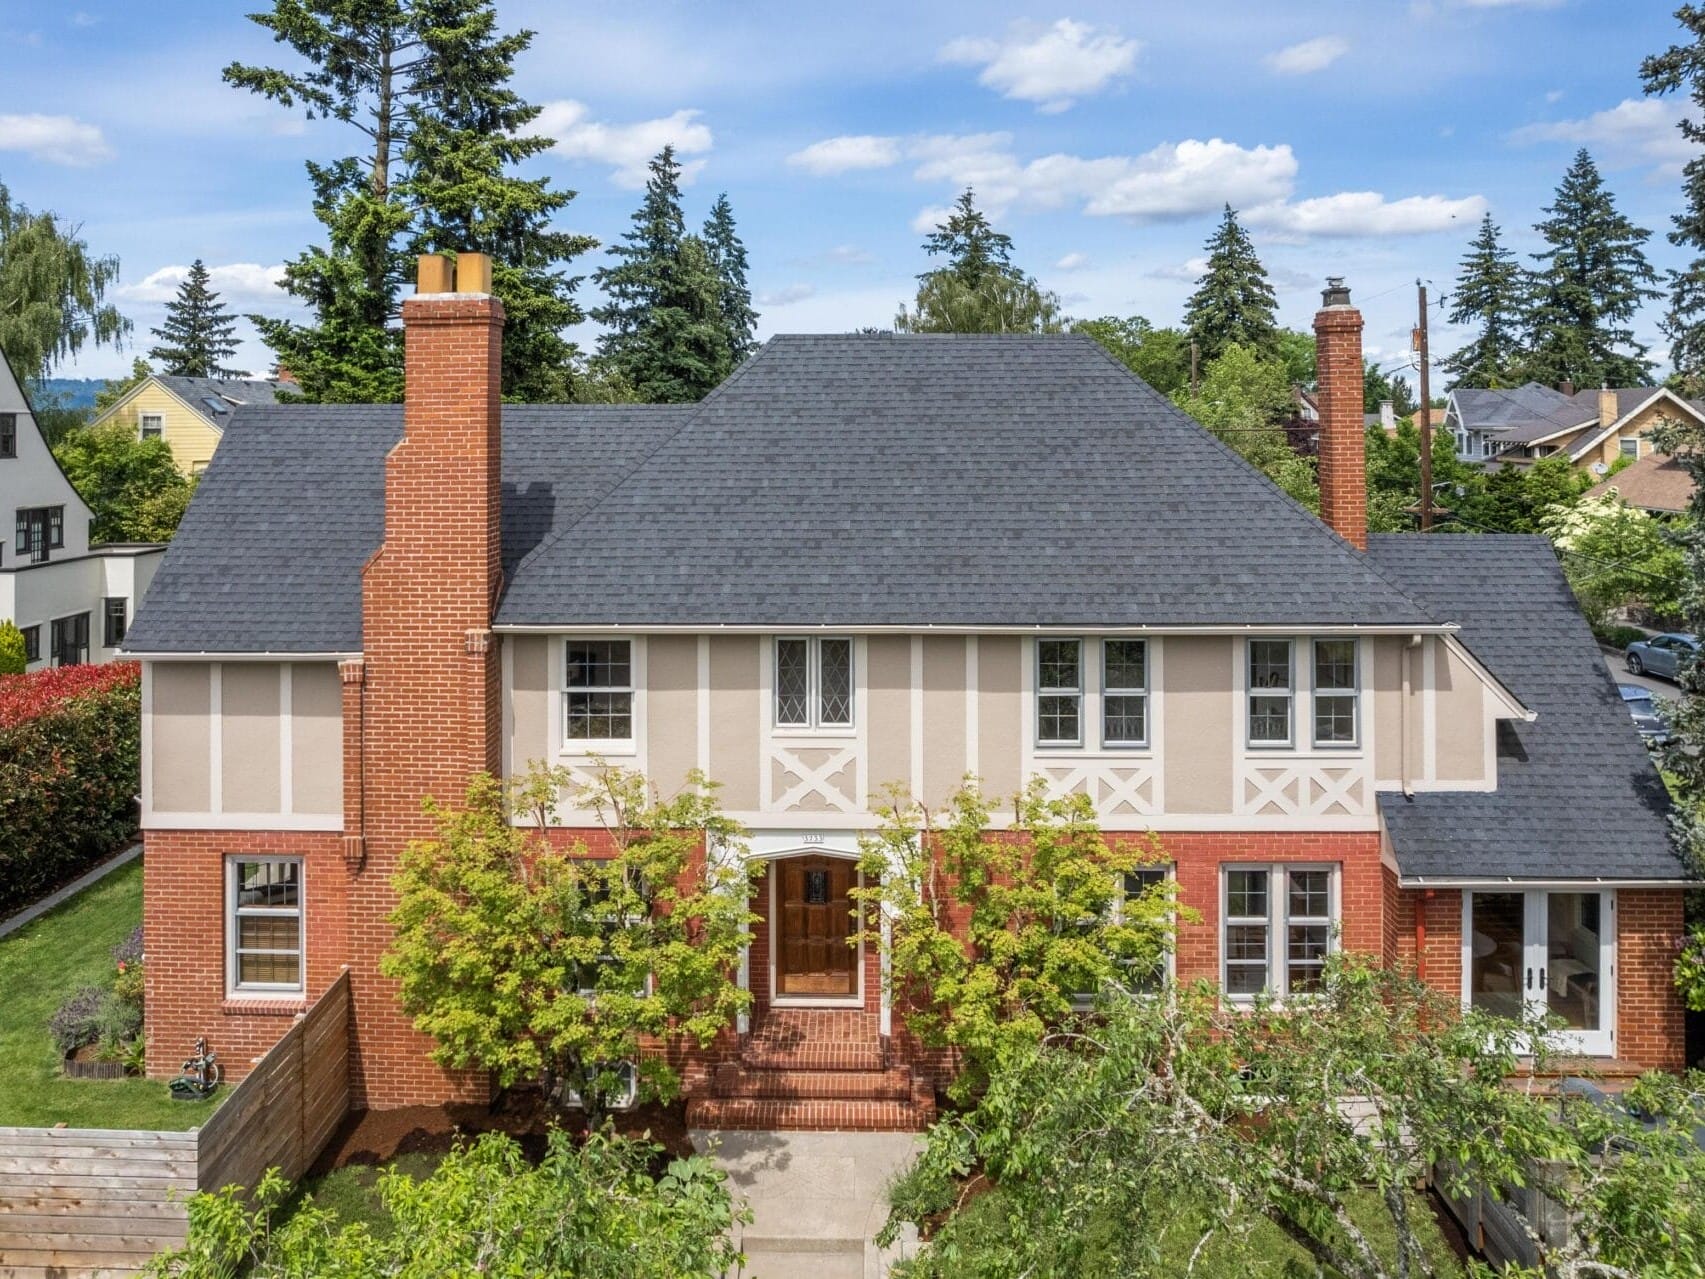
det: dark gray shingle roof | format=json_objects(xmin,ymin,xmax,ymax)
[
  {"xmin": 157, "ymin": 375, "xmax": 294, "ymax": 424},
  {"xmin": 496, "ymin": 334, "xmax": 1435, "ymax": 627},
  {"xmin": 124, "ymin": 404, "xmax": 688, "ymax": 653},
  {"xmin": 1369, "ymin": 534, "xmax": 1683, "ymax": 882}
]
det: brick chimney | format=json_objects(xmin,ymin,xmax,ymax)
[
  {"xmin": 1313, "ymin": 277, "xmax": 1367, "ymax": 550},
  {"xmin": 345, "ymin": 252, "xmax": 505, "ymax": 1108},
  {"xmin": 1598, "ymin": 385, "xmax": 1618, "ymax": 428}
]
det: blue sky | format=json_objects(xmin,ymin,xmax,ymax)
[{"xmin": 1, "ymin": 0, "xmax": 1697, "ymax": 388}]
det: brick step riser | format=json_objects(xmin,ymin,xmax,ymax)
[
  {"xmin": 714, "ymin": 1069, "xmax": 913, "ymax": 1101},
  {"xmin": 685, "ymin": 1097, "xmax": 934, "ymax": 1132},
  {"xmin": 740, "ymin": 1045, "xmax": 886, "ymax": 1072}
]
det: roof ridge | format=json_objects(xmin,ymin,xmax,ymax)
[
  {"xmin": 495, "ymin": 346, "xmax": 774, "ymax": 589},
  {"xmin": 1074, "ymin": 335, "xmax": 1441, "ymax": 622}
]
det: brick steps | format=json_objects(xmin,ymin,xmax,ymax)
[
  {"xmin": 715, "ymin": 1065, "xmax": 914, "ymax": 1101},
  {"xmin": 686, "ymin": 1096, "xmax": 932, "ymax": 1132},
  {"xmin": 740, "ymin": 1037, "xmax": 886, "ymax": 1072}
]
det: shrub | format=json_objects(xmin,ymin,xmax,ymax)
[
  {"xmin": 0, "ymin": 621, "xmax": 24, "ymax": 676},
  {"xmin": 1594, "ymin": 622, "xmax": 1648, "ymax": 650},
  {"xmin": 94, "ymin": 991, "xmax": 142, "ymax": 1061},
  {"xmin": 50, "ymin": 985, "xmax": 107, "ymax": 1056},
  {"xmin": 0, "ymin": 662, "xmax": 140, "ymax": 915},
  {"xmin": 112, "ymin": 925, "xmax": 143, "ymax": 967}
]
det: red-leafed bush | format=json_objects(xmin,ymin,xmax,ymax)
[{"xmin": 0, "ymin": 662, "xmax": 141, "ymax": 915}]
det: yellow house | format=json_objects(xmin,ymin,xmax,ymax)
[{"xmin": 89, "ymin": 374, "xmax": 294, "ymax": 476}]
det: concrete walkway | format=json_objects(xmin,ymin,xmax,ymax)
[{"xmin": 692, "ymin": 1129, "xmax": 923, "ymax": 1279}]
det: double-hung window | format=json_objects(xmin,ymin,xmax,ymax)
[
  {"xmin": 1222, "ymin": 866, "xmax": 1335, "ymax": 999},
  {"xmin": 103, "ymin": 598, "xmax": 127, "ymax": 649},
  {"xmin": 1247, "ymin": 639, "xmax": 1293, "ymax": 746},
  {"xmin": 228, "ymin": 858, "xmax": 303, "ymax": 993},
  {"xmin": 50, "ymin": 613, "xmax": 88, "ymax": 667},
  {"xmin": 1311, "ymin": 639, "xmax": 1359, "ymax": 746},
  {"xmin": 1620, "ymin": 437, "xmax": 1640, "ymax": 460},
  {"xmin": 139, "ymin": 413, "xmax": 165, "ymax": 441},
  {"xmin": 0, "ymin": 413, "xmax": 15, "ymax": 458},
  {"xmin": 774, "ymin": 637, "xmax": 853, "ymax": 730},
  {"xmin": 20, "ymin": 625, "xmax": 40, "ymax": 664},
  {"xmin": 1036, "ymin": 639, "xmax": 1083, "ymax": 746},
  {"xmin": 1101, "ymin": 639, "xmax": 1148, "ymax": 747},
  {"xmin": 1120, "ymin": 866, "xmax": 1172, "ymax": 993},
  {"xmin": 564, "ymin": 639, "xmax": 634, "ymax": 744}
]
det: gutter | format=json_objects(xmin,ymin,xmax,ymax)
[
  {"xmin": 490, "ymin": 622, "xmax": 1462, "ymax": 637},
  {"xmin": 121, "ymin": 650, "xmax": 362, "ymax": 661}
]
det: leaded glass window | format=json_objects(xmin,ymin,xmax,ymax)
[{"xmin": 774, "ymin": 638, "xmax": 855, "ymax": 729}]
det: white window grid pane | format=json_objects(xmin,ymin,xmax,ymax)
[
  {"xmin": 1101, "ymin": 640, "xmax": 1148, "ymax": 747},
  {"xmin": 1038, "ymin": 640, "xmax": 1081, "ymax": 692},
  {"xmin": 818, "ymin": 639, "xmax": 853, "ymax": 726},
  {"xmin": 1102, "ymin": 639, "xmax": 1147, "ymax": 692},
  {"xmin": 1248, "ymin": 640, "xmax": 1293, "ymax": 746},
  {"xmin": 1312, "ymin": 640, "xmax": 1356, "ymax": 691},
  {"xmin": 776, "ymin": 639, "xmax": 810, "ymax": 725},
  {"xmin": 1248, "ymin": 640, "xmax": 1291, "ymax": 690},
  {"xmin": 1282, "ymin": 868, "xmax": 1334, "ymax": 997},
  {"xmin": 565, "ymin": 640, "xmax": 634, "ymax": 741},
  {"xmin": 231, "ymin": 858, "xmax": 303, "ymax": 991},
  {"xmin": 1102, "ymin": 694, "xmax": 1147, "ymax": 745},
  {"xmin": 1038, "ymin": 694, "xmax": 1081, "ymax": 744},
  {"xmin": 1313, "ymin": 694, "xmax": 1357, "ymax": 745},
  {"xmin": 1037, "ymin": 640, "xmax": 1082, "ymax": 745},
  {"xmin": 1249, "ymin": 694, "xmax": 1292, "ymax": 744}
]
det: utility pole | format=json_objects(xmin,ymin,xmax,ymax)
[
  {"xmin": 1414, "ymin": 281, "xmax": 1433, "ymax": 532},
  {"xmin": 1189, "ymin": 341, "xmax": 1200, "ymax": 397}
]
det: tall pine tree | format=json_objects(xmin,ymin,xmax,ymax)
[
  {"xmin": 148, "ymin": 260, "xmax": 241, "ymax": 378},
  {"xmin": 591, "ymin": 148, "xmax": 732, "ymax": 403},
  {"xmin": 1441, "ymin": 214, "xmax": 1528, "ymax": 388},
  {"xmin": 1642, "ymin": 6, "xmax": 1705, "ymax": 394},
  {"xmin": 1524, "ymin": 149, "xmax": 1660, "ymax": 389},
  {"xmin": 896, "ymin": 189, "xmax": 1063, "ymax": 334},
  {"xmin": 701, "ymin": 193, "xmax": 758, "ymax": 364},
  {"xmin": 1183, "ymin": 205, "xmax": 1278, "ymax": 363},
  {"xmin": 225, "ymin": 0, "xmax": 593, "ymax": 402}
]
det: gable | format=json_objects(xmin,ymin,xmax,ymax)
[{"xmin": 0, "ymin": 354, "xmax": 95, "ymax": 556}]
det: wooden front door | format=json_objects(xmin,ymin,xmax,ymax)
[{"xmin": 775, "ymin": 856, "xmax": 858, "ymax": 998}]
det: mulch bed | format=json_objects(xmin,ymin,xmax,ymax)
[{"xmin": 311, "ymin": 1086, "xmax": 692, "ymax": 1176}]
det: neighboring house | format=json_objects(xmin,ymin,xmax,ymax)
[
  {"xmin": 89, "ymin": 372, "xmax": 295, "ymax": 476},
  {"xmin": 0, "ymin": 354, "xmax": 164, "ymax": 668},
  {"xmin": 1585, "ymin": 452, "xmax": 1697, "ymax": 515},
  {"xmin": 1445, "ymin": 382, "xmax": 1705, "ymax": 471},
  {"xmin": 125, "ymin": 258, "xmax": 1689, "ymax": 1132}
]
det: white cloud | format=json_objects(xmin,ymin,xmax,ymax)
[
  {"xmin": 119, "ymin": 262, "xmax": 288, "ymax": 306},
  {"xmin": 940, "ymin": 19, "xmax": 1138, "ymax": 113},
  {"xmin": 1245, "ymin": 192, "xmax": 1487, "ymax": 237},
  {"xmin": 1509, "ymin": 97, "xmax": 1692, "ymax": 170},
  {"xmin": 1054, "ymin": 252, "xmax": 1090, "ymax": 270},
  {"xmin": 825, "ymin": 244, "xmax": 876, "ymax": 265},
  {"xmin": 0, "ymin": 113, "xmax": 111, "ymax": 166},
  {"xmin": 1147, "ymin": 255, "xmax": 1210, "ymax": 282},
  {"xmin": 537, "ymin": 100, "xmax": 713, "ymax": 187},
  {"xmin": 71, "ymin": 10, "xmax": 97, "ymax": 25},
  {"xmin": 910, "ymin": 204, "xmax": 956, "ymax": 235},
  {"xmin": 1266, "ymin": 36, "xmax": 1349, "ymax": 76},
  {"xmin": 787, "ymin": 134, "xmax": 901, "ymax": 175},
  {"xmin": 1545, "ymin": 89, "xmax": 1564, "ymax": 104},
  {"xmin": 758, "ymin": 283, "xmax": 816, "ymax": 306},
  {"xmin": 900, "ymin": 132, "xmax": 1297, "ymax": 223}
]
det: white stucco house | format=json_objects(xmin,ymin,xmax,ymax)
[{"xmin": 0, "ymin": 355, "xmax": 164, "ymax": 668}]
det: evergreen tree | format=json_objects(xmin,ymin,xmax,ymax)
[
  {"xmin": 1441, "ymin": 213, "xmax": 1528, "ymax": 388},
  {"xmin": 897, "ymin": 190, "xmax": 1063, "ymax": 334},
  {"xmin": 701, "ymin": 193, "xmax": 758, "ymax": 364},
  {"xmin": 1642, "ymin": 6, "xmax": 1705, "ymax": 395},
  {"xmin": 921, "ymin": 188, "xmax": 1015, "ymax": 287},
  {"xmin": 148, "ymin": 260, "xmax": 241, "ymax": 378},
  {"xmin": 1525, "ymin": 150, "xmax": 1660, "ymax": 389},
  {"xmin": 591, "ymin": 148, "xmax": 732, "ymax": 403},
  {"xmin": 1183, "ymin": 205, "xmax": 1278, "ymax": 363},
  {"xmin": 226, "ymin": 0, "xmax": 593, "ymax": 402}
]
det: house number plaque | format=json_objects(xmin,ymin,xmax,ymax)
[{"xmin": 805, "ymin": 869, "xmax": 830, "ymax": 904}]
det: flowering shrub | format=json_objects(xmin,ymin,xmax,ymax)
[
  {"xmin": 49, "ymin": 985, "xmax": 107, "ymax": 1056},
  {"xmin": 0, "ymin": 662, "xmax": 141, "ymax": 916},
  {"xmin": 1678, "ymin": 926, "xmax": 1705, "ymax": 1014}
]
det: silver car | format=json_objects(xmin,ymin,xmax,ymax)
[
  {"xmin": 1619, "ymin": 684, "xmax": 1671, "ymax": 748},
  {"xmin": 1625, "ymin": 632, "xmax": 1700, "ymax": 681}
]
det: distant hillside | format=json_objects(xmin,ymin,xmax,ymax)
[{"xmin": 34, "ymin": 377, "xmax": 105, "ymax": 411}]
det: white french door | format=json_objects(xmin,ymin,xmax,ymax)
[{"xmin": 1463, "ymin": 889, "xmax": 1616, "ymax": 1057}]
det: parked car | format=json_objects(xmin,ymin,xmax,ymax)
[
  {"xmin": 1619, "ymin": 684, "xmax": 1672, "ymax": 747},
  {"xmin": 1625, "ymin": 633, "xmax": 1700, "ymax": 681}
]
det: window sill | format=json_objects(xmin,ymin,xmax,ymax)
[
  {"xmin": 560, "ymin": 741, "xmax": 638, "ymax": 758},
  {"xmin": 770, "ymin": 728, "xmax": 857, "ymax": 742},
  {"xmin": 221, "ymin": 995, "xmax": 307, "ymax": 1016}
]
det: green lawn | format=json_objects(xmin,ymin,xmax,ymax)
[
  {"xmin": 281, "ymin": 1152, "xmax": 447, "ymax": 1237},
  {"xmin": 0, "ymin": 859, "xmax": 215, "ymax": 1130}
]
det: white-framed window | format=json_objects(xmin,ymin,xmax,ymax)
[
  {"xmin": 1481, "ymin": 436, "xmax": 1496, "ymax": 458},
  {"xmin": 139, "ymin": 413, "xmax": 164, "ymax": 441},
  {"xmin": 774, "ymin": 637, "xmax": 854, "ymax": 730},
  {"xmin": 1101, "ymin": 639, "xmax": 1148, "ymax": 748},
  {"xmin": 1247, "ymin": 639, "xmax": 1293, "ymax": 747},
  {"xmin": 1620, "ymin": 437, "xmax": 1640, "ymax": 460},
  {"xmin": 1120, "ymin": 865, "xmax": 1173, "ymax": 994},
  {"xmin": 1311, "ymin": 639, "xmax": 1359, "ymax": 747},
  {"xmin": 1222, "ymin": 865, "xmax": 1335, "ymax": 1000},
  {"xmin": 1036, "ymin": 638, "xmax": 1083, "ymax": 746},
  {"xmin": 564, "ymin": 639, "xmax": 633, "ymax": 744},
  {"xmin": 227, "ymin": 857, "xmax": 304, "ymax": 994}
]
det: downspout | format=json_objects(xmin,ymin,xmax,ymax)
[
  {"xmin": 1400, "ymin": 634, "xmax": 1421, "ymax": 799},
  {"xmin": 1417, "ymin": 889, "xmax": 1433, "ymax": 984}
]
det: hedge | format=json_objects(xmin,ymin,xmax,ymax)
[{"xmin": 0, "ymin": 662, "xmax": 141, "ymax": 917}]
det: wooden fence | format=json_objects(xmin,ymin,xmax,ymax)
[{"xmin": 0, "ymin": 971, "xmax": 351, "ymax": 1279}]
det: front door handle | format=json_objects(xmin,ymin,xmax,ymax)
[
  {"xmin": 1526, "ymin": 966, "xmax": 1533, "ymax": 991},
  {"xmin": 1539, "ymin": 967, "xmax": 1547, "ymax": 991}
]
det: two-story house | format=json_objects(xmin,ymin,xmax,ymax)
[
  {"xmin": 88, "ymin": 371, "xmax": 295, "ymax": 476},
  {"xmin": 1, "ymin": 353, "xmax": 163, "ymax": 668},
  {"xmin": 123, "ymin": 256, "xmax": 1690, "ymax": 1131},
  {"xmin": 1446, "ymin": 381, "xmax": 1705, "ymax": 471}
]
